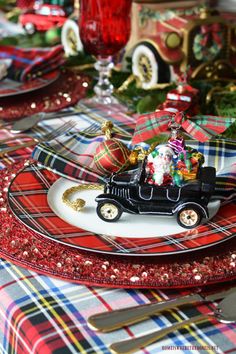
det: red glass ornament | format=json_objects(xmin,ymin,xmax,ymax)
[
  {"xmin": 94, "ymin": 139, "xmax": 130, "ymax": 175},
  {"xmin": 79, "ymin": 0, "xmax": 132, "ymax": 57},
  {"xmin": 17, "ymin": 0, "xmax": 35, "ymax": 8}
]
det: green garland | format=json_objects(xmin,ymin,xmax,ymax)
[
  {"xmin": 213, "ymin": 91, "xmax": 236, "ymax": 138},
  {"xmin": 0, "ymin": 0, "xmax": 16, "ymax": 11}
]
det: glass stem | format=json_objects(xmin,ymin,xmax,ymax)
[{"xmin": 94, "ymin": 56, "xmax": 115, "ymax": 104}]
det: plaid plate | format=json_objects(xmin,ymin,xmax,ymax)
[
  {"xmin": 8, "ymin": 162, "xmax": 236, "ymax": 256},
  {"xmin": 0, "ymin": 45, "xmax": 65, "ymax": 81}
]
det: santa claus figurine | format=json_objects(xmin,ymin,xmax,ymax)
[{"xmin": 146, "ymin": 146, "xmax": 174, "ymax": 186}]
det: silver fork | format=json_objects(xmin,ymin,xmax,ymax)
[
  {"xmin": 0, "ymin": 120, "xmax": 77, "ymax": 157},
  {"xmin": 80, "ymin": 122, "xmax": 101, "ymax": 135}
]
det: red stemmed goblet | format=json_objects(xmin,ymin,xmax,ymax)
[{"xmin": 79, "ymin": 0, "xmax": 132, "ymax": 104}]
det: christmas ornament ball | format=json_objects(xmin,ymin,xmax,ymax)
[
  {"xmin": 94, "ymin": 139, "xmax": 130, "ymax": 175},
  {"xmin": 45, "ymin": 27, "xmax": 61, "ymax": 45}
]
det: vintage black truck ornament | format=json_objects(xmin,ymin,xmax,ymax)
[{"xmin": 95, "ymin": 157, "xmax": 216, "ymax": 229}]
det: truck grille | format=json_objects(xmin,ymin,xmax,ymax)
[{"xmin": 110, "ymin": 186, "xmax": 130, "ymax": 199}]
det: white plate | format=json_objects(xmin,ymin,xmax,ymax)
[{"xmin": 47, "ymin": 177, "xmax": 221, "ymax": 239}]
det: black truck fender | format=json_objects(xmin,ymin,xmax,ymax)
[
  {"xmin": 173, "ymin": 201, "xmax": 209, "ymax": 219},
  {"xmin": 95, "ymin": 194, "xmax": 138, "ymax": 214}
]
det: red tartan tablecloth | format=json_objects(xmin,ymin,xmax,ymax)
[{"xmin": 0, "ymin": 103, "xmax": 236, "ymax": 354}]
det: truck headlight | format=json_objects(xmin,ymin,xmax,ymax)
[{"xmin": 165, "ymin": 32, "xmax": 182, "ymax": 49}]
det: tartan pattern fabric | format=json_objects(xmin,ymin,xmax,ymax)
[
  {"xmin": 0, "ymin": 45, "xmax": 65, "ymax": 81},
  {"xmin": 0, "ymin": 70, "xmax": 59, "ymax": 97},
  {"xmin": 187, "ymin": 139, "xmax": 236, "ymax": 202},
  {"xmin": 8, "ymin": 163, "xmax": 236, "ymax": 256},
  {"xmin": 32, "ymin": 130, "xmax": 132, "ymax": 184},
  {"xmin": 32, "ymin": 131, "xmax": 110, "ymax": 184},
  {"xmin": 1, "ymin": 264, "xmax": 235, "ymax": 354},
  {"xmin": 132, "ymin": 110, "xmax": 235, "ymax": 144},
  {"xmin": 32, "ymin": 102, "xmax": 135, "ymax": 184}
]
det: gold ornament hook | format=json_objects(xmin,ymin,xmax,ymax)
[{"xmin": 101, "ymin": 120, "xmax": 114, "ymax": 140}]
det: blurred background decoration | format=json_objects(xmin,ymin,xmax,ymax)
[{"xmin": 128, "ymin": 0, "xmax": 236, "ymax": 89}]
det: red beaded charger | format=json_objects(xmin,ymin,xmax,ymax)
[
  {"xmin": 0, "ymin": 70, "xmax": 90, "ymax": 120},
  {"xmin": 0, "ymin": 160, "xmax": 236, "ymax": 289}
]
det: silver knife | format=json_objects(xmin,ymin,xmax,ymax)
[{"xmin": 87, "ymin": 286, "xmax": 236, "ymax": 332}]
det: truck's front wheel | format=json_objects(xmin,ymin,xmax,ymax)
[{"xmin": 97, "ymin": 201, "xmax": 123, "ymax": 222}]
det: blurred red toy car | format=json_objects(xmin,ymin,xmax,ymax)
[{"xmin": 20, "ymin": 3, "xmax": 73, "ymax": 34}]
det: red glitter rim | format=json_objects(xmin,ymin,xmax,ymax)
[
  {"xmin": 0, "ymin": 70, "xmax": 90, "ymax": 121},
  {"xmin": 1, "ymin": 161, "xmax": 236, "ymax": 289}
]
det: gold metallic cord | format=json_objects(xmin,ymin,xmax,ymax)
[{"xmin": 62, "ymin": 184, "xmax": 103, "ymax": 211}]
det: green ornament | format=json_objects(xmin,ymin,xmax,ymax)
[
  {"xmin": 173, "ymin": 171, "xmax": 183, "ymax": 187},
  {"xmin": 179, "ymin": 152, "xmax": 185, "ymax": 161},
  {"xmin": 184, "ymin": 151, "xmax": 192, "ymax": 172},
  {"xmin": 45, "ymin": 27, "xmax": 61, "ymax": 45},
  {"xmin": 185, "ymin": 158, "xmax": 192, "ymax": 172},
  {"xmin": 151, "ymin": 150, "xmax": 159, "ymax": 158}
]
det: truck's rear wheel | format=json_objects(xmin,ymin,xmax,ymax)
[
  {"xmin": 132, "ymin": 41, "xmax": 171, "ymax": 89},
  {"xmin": 177, "ymin": 206, "xmax": 202, "ymax": 229},
  {"xmin": 61, "ymin": 19, "xmax": 83, "ymax": 56}
]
